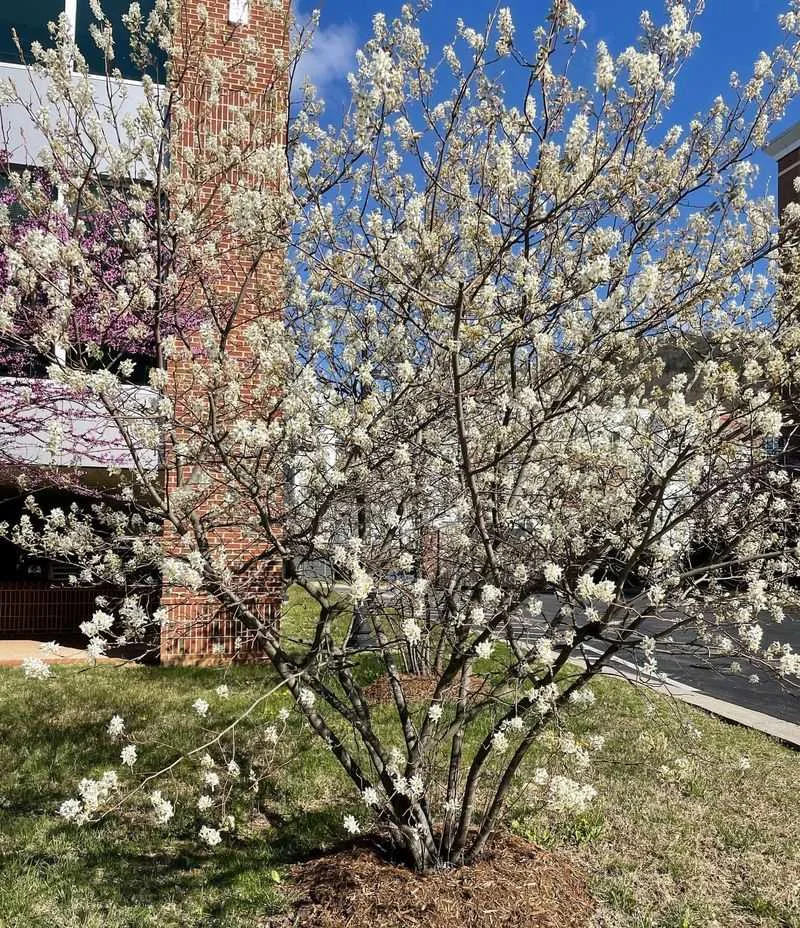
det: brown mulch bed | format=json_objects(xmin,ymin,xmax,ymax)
[
  {"xmin": 279, "ymin": 834, "xmax": 595, "ymax": 928},
  {"xmin": 363, "ymin": 673, "xmax": 481, "ymax": 704}
]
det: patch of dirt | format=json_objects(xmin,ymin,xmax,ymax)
[
  {"xmin": 278, "ymin": 833, "xmax": 595, "ymax": 928},
  {"xmin": 363, "ymin": 673, "xmax": 480, "ymax": 704}
]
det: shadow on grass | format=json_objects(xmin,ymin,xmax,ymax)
[{"xmin": 2, "ymin": 806, "xmax": 344, "ymax": 923}]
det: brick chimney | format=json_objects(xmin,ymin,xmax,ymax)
[{"xmin": 159, "ymin": 0, "xmax": 289, "ymax": 664}]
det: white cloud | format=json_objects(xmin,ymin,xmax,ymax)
[{"xmin": 294, "ymin": 8, "xmax": 357, "ymax": 98}]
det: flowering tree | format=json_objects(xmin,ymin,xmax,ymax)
[
  {"xmin": 3, "ymin": 0, "xmax": 800, "ymax": 871},
  {"xmin": 0, "ymin": 159, "xmax": 201, "ymax": 480}
]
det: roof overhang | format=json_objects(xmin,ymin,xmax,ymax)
[{"xmin": 764, "ymin": 121, "xmax": 800, "ymax": 161}]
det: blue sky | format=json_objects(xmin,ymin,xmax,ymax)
[{"xmin": 298, "ymin": 0, "xmax": 800, "ymax": 194}]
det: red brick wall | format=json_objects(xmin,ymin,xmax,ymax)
[{"xmin": 159, "ymin": 0, "xmax": 289, "ymax": 664}]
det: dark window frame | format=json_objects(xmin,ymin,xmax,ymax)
[
  {"xmin": 0, "ymin": 0, "xmax": 65, "ymax": 68},
  {"xmin": 1, "ymin": 1, "xmax": 163, "ymax": 82}
]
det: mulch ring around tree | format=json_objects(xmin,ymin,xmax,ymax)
[
  {"xmin": 279, "ymin": 833, "xmax": 595, "ymax": 928},
  {"xmin": 363, "ymin": 672, "xmax": 481, "ymax": 704}
]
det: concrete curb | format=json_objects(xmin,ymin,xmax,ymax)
[
  {"xmin": 594, "ymin": 659, "xmax": 800, "ymax": 749},
  {"xmin": 676, "ymin": 688, "xmax": 800, "ymax": 747}
]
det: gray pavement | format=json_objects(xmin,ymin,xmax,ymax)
[{"xmin": 514, "ymin": 594, "xmax": 800, "ymax": 726}]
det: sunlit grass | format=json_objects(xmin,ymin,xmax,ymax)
[{"xmin": 0, "ymin": 588, "xmax": 797, "ymax": 926}]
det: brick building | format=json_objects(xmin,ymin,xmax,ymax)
[
  {"xmin": 0, "ymin": 0, "xmax": 289, "ymax": 660},
  {"xmin": 765, "ymin": 122, "xmax": 800, "ymax": 492},
  {"xmin": 766, "ymin": 122, "xmax": 800, "ymax": 220}
]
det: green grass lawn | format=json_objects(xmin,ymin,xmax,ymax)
[{"xmin": 0, "ymin": 596, "xmax": 798, "ymax": 927}]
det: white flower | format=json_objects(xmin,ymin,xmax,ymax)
[
  {"xmin": 777, "ymin": 649, "xmax": 800, "ymax": 677},
  {"xmin": 197, "ymin": 794, "xmax": 214, "ymax": 811},
  {"xmin": 557, "ymin": 629, "xmax": 576, "ymax": 647},
  {"xmin": 263, "ymin": 724, "xmax": 279, "ymax": 744},
  {"xmin": 565, "ymin": 112, "xmax": 590, "ymax": 162},
  {"xmin": 363, "ymin": 786, "xmax": 381, "ymax": 807},
  {"xmin": 532, "ymin": 767, "xmax": 549, "ymax": 787},
  {"xmin": 475, "ymin": 639, "xmax": 494, "ymax": 660},
  {"xmin": 226, "ymin": 760, "xmax": 240, "ymax": 777},
  {"xmin": 343, "ymin": 814, "xmax": 361, "ymax": 835},
  {"xmin": 78, "ymin": 779, "xmax": 102, "ymax": 811},
  {"xmin": 738, "ymin": 756, "xmax": 751, "ymax": 771},
  {"xmin": 569, "ymin": 688, "xmax": 596, "ymax": 707},
  {"xmin": 215, "ymin": 685, "xmax": 230, "ymax": 699},
  {"xmin": 99, "ymin": 770, "xmax": 119, "ymax": 791},
  {"xmin": 298, "ymin": 687, "xmax": 316, "ymax": 709},
  {"xmin": 561, "ymin": 1, "xmax": 585, "ymax": 30},
  {"xmin": 535, "ymin": 637, "xmax": 558, "ymax": 667},
  {"xmin": 192, "ymin": 698, "xmax": 210, "ymax": 717},
  {"xmin": 753, "ymin": 50, "xmax": 772, "ymax": 80},
  {"xmin": 350, "ymin": 568, "xmax": 374, "ymax": 601},
  {"xmin": 79, "ymin": 610, "xmax": 114, "ymax": 639},
  {"xmin": 68, "ymin": 773, "xmax": 117, "ymax": 821},
  {"xmin": 492, "ymin": 731, "xmax": 509, "ymax": 753},
  {"xmin": 739, "ymin": 624, "xmax": 763, "ymax": 652},
  {"xmin": 21, "ymin": 657, "xmax": 52, "ymax": 680},
  {"xmin": 150, "ymin": 790, "xmax": 175, "ymax": 825},
  {"xmin": 402, "ymin": 618, "xmax": 423, "ymax": 645},
  {"xmin": 470, "ymin": 605, "xmax": 486, "ymax": 626},
  {"xmin": 39, "ymin": 641, "xmax": 62, "ymax": 656},
  {"xmin": 107, "ymin": 715, "xmax": 125, "ymax": 739},
  {"xmin": 58, "ymin": 798, "xmax": 83, "ymax": 821},
  {"xmin": 86, "ymin": 638, "xmax": 107, "ymax": 660},
  {"xmin": 528, "ymin": 682, "xmax": 560, "ymax": 713},
  {"xmin": 162, "ymin": 558, "xmax": 203, "ymax": 592},
  {"xmin": 427, "ymin": 704, "xmax": 443, "ymax": 723},
  {"xmin": 524, "ymin": 95, "xmax": 536, "ymax": 123},
  {"xmin": 576, "ymin": 573, "xmax": 597, "ymax": 602},
  {"xmin": 199, "ymin": 825, "xmax": 222, "ymax": 847},
  {"xmin": 595, "ymin": 40, "xmax": 615, "ymax": 91},
  {"xmin": 203, "ymin": 771, "xmax": 220, "ymax": 791},
  {"xmin": 495, "ymin": 6, "xmax": 514, "ymax": 55},
  {"xmin": 120, "ymin": 745, "xmax": 137, "ymax": 767},
  {"xmin": 546, "ymin": 775, "xmax": 596, "ymax": 814},
  {"xmin": 543, "ymin": 563, "xmax": 563, "ymax": 584}
]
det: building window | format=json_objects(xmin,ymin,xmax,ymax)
[
  {"xmin": 0, "ymin": 2, "xmax": 64, "ymax": 67},
  {"xmin": 1, "ymin": 0, "xmax": 161, "ymax": 81},
  {"xmin": 75, "ymin": 0, "xmax": 163, "ymax": 81}
]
